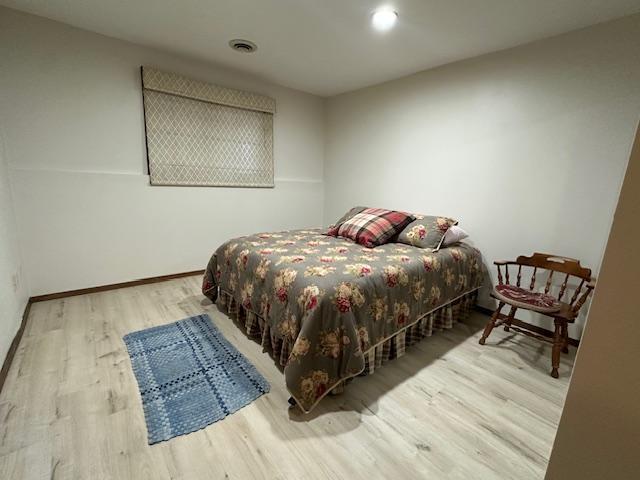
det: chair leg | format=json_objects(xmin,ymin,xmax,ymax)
[
  {"xmin": 561, "ymin": 323, "xmax": 569, "ymax": 354},
  {"xmin": 503, "ymin": 306, "xmax": 517, "ymax": 332},
  {"xmin": 479, "ymin": 302, "xmax": 505, "ymax": 345},
  {"xmin": 551, "ymin": 319, "xmax": 563, "ymax": 378}
]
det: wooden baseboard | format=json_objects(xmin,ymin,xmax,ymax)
[
  {"xmin": 0, "ymin": 300, "xmax": 32, "ymax": 394},
  {"xmin": 474, "ymin": 305, "xmax": 580, "ymax": 347},
  {"xmin": 30, "ymin": 269, "xmax": 205, "ymax": 303}
]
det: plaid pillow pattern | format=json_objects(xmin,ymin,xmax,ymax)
[
  {"xmin": 324, "ymin": 206, "xmax": 367, "ymax": 234},
  {"xmin": 328, "ymin": 208, "xmax": 416, "ymax": 248}
]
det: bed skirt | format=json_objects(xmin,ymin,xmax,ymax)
[{"xmin": 216, "ymin": 288, "xmax": 478, "ymax": 397}]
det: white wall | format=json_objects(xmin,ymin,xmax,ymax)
[
  {"xmin": 0, "ymin": 7, "xmax": 325, "ymax": 295},
  {"xmin": 0, "ymin": 127, "xmax": 29, "ymax": 364},
  {"xmin": 545, "ymin": 121, "xmax": 640, "ymax": 480},
  {"xmin": 2, "ymin": 7, "xmax": 639, "ymax": 338},
  {"xmin": 324, "ymin": 14, "xmax": 640, "ymax": 337}
]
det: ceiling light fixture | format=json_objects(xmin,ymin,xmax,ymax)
[
  {"xmin": 371, "ymin": 7, "xmax": 398, "ymax": 31},
  {"xmin": 229, "ymin": 39, "xmax": 257, "ymax": 53}
]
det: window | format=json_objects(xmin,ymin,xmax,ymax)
[{"xmin": 141, "ymin": 67, "xmax": 275, "ymax": 187}]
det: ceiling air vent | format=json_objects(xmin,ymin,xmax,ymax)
[{"xmin": 229, "ymin": 39, "xmax": 257, "ymax": 53}]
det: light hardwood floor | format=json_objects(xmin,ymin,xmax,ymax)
[{"xmin": 0, "ymin": 275, "xmax": 574, "ymax": 480}]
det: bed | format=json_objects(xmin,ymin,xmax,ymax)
[{"xmin": 202, "ymin": 228, "xmax": 483, "ymax": 412}]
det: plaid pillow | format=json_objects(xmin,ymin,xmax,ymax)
[
  {"xmin": 327, "ymin": 208, "xmax": 416, "ymax": 248},
  {"xmin": 325, "ymin": 206, "xmax": 368, "ymax": 234}
]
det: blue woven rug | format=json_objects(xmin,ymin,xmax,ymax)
[{"xmin": 123, "ymin": 314, "xmax": 270, "ymax": 444}]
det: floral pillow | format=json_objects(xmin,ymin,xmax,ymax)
[
  {"xmin": 397, "ymin": 215, "xmax": 457, "ymax": 250},
  {"xmin": 327, "ymin": 207, "xmax": 415, "ymax": 248}
]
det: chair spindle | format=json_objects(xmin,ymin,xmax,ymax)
[
  {"xmin": 572, "ymin": 288, "xmax": 592, "ymax": 314},
  {"xmin": 516, "ymin": 265, "xmax": 522, "ymax": 287},
  {"xmin": 529, "ymin": 267, "xmax": 537, "ymax": 291},
  {"xmin": 505, "ymin": 265, "xmax": 510, "ymax": 285},
  {"xmin": 569, "ymin": 279, "xmax": 585, "ymax": 306},
  {"xmin": 558, "ymin": 273, "xmax": 570, "ymax": 301},
  {"xmin": 544, "ymin": 270, "xmax": 554, "ymax": 294},
  {"xmin": 497, "ymin": 265, "xmax": 503, "ymax": 285}
]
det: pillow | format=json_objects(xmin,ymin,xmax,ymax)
[
  {"xmin": 397, "ymin": 215, "xmax": 457, "ymax": 250},
  {"xmin": 442, "ymin": 225, "xmax": 469, "ymax": 246},
  {"xmin": 327, "ymin": 207, "xmax": 416, "ymax": 248},
  {"xmin": 327, "ymin": 206, "xmax": 367, "ymax": 232}
]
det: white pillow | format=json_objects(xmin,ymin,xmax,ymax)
[{"xmin": 442, "ymin": 225, "xmax": 469, "ymax": 246}]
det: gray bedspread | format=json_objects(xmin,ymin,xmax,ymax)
[{"xmin": 202, "ymin": 228, "xmax": 483, "ymax": 412}]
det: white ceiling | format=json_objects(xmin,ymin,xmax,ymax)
[{"xmin": 3, "ymin": 0, "xmax": 640, "ymax": 96}]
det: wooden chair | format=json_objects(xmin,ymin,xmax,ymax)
[{"xmin": 479, "ymin": 253, "xmax": 596, "ymax": 378}]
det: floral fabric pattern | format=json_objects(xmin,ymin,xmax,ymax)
[
  {"xmin": 494, "ymin": 284, "xmax": 561, "ymax": 312},
  {"xmin": 397, "ymin": 215, "xmax": 458, "ymax": 250},
  {"xmin": 202, "ymin": 229, "xmax": 482, "ymax": 412}
]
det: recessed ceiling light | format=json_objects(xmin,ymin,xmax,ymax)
[
  {"xmin": 371, "ymin": 8, "xmax": 398, "ymax": 31},
  {"xmin": 229, "ymin": 39, "xmax": 257, "ymax": 53}
]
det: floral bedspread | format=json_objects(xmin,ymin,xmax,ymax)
[{"xmin": 202, "ymin": 229, "xmax": 483, "ymax": 412}]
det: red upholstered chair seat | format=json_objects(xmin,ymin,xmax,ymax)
[{"xmin": 493, "ymin": 284, "xmax": 561, "ymax": 313}]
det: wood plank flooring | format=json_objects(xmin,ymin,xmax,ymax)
[{"xmin": 0, "ymin": 275, "xmax": 574, "ymax": 479}]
